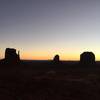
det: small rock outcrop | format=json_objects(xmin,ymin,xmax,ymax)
[{"xmin": 53, "ymin": 54, "xmax": 60, "ymax": 63}]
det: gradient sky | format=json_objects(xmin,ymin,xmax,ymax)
[{"xmin": 0, "ymin": 0, "xmax": 100, "ymax": 60}]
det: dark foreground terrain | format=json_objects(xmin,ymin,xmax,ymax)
[{"xmin": 0, "ymin": 61, "xmax": 100, "ymax": 100}]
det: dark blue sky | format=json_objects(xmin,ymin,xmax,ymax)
[{"xmin": 0, "ymin": 0, "xmax": 100, "ymax": 60}]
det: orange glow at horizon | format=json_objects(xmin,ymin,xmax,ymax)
[
  {"xmin": 20, "ymin": 51, "xmax": 100, "ymax": 61},
  {"xmin": 1, "ymin": 49, "xmax": 100, "ymax": 61}
]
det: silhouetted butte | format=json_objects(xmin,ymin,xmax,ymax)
[
  {"xmin": 80, "ymin": 51, "xmax": 95, "ymax": 65},
  {"xmin": 4, "ymin": 48, "xmax": 20, "ymax": 64}
]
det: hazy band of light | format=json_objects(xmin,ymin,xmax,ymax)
[{"xmin": 1, "ymin": 49, "xmax": 100, "ymax": 61}]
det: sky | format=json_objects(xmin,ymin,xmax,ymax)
[{"xmin": 0, "ymin": 0, "xmax": 100, "ymax": 60}]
